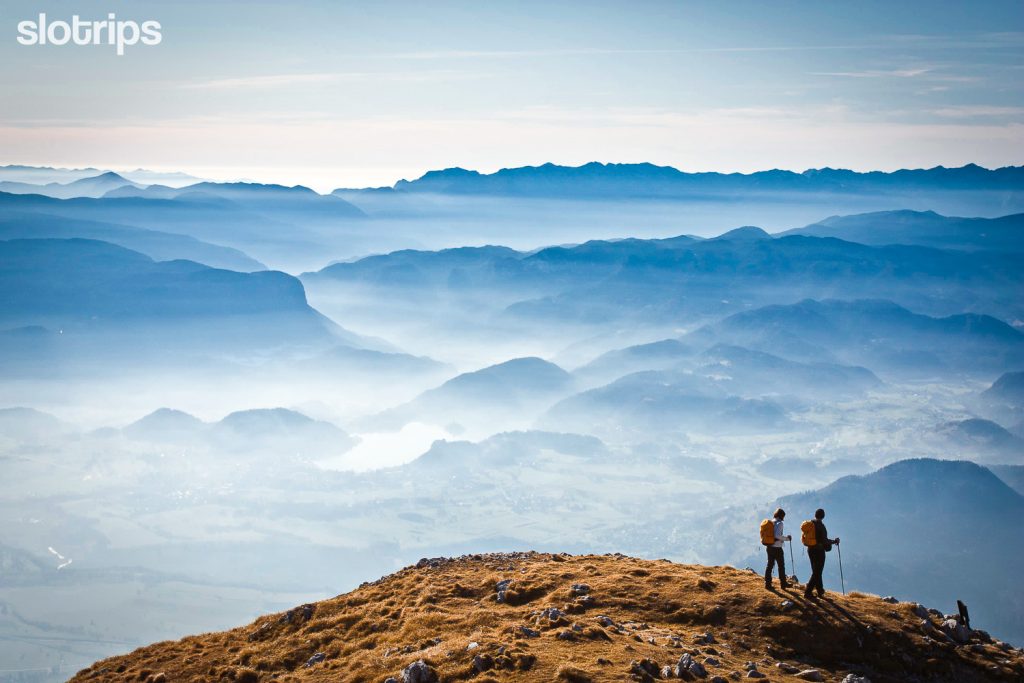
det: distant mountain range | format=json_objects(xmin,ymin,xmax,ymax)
[
  {"xmin": 361, "ymin": 357, "xmax": 575, "ymax": 435},
  {"xmin": 0, "ymin": 238, "xmax": 311, "ymax": 323},
  {"xmin": 103, "ymin": 182, "xmax": 365, "ymax": 219},
  {"xmin": 3, "ymin": 164, "xmax": 1021, "ymax": 271},
  {"xmin": 0, "ymin": 406, "xmax": 74, "ymax": 442},
  {"xmin": 0, "ymin": 165, "xmax": 203, "ymax": 188},
  {"xmin": 125, "ymin": 407, "xmax": 356, "ymax": 456},
  {"xmin": 338, "ymin": 161, "xmax": 1024, "ymax": 198},
  {"xmin": 983, "ymin": 371, "xmax": 1024, "ymax": 406},
  {"xmin": 0, "ymin": 188, "xmax": 368, "ymax": 272},
  {"xmin": 686, "ymin": 299, "xmax": 1024, "ymax": 378},
  {"xmin": 6, "ymin": 162, "xmax": 1022, "ymax": 201},
  {"xmin": 540, "ymin": 369, "xmax": 792, "ymax": 438},
  {"xmin": 993, "ymin": 465, "xmax": 1024, "ymax": 496},
  {"xmin": 305, "ymin": 214, "xmax": 1024, "ymax": 334},
  {"xmin": 572, "ymin": 341, "xmax": 881, "ymax": 405},
  {"xmin": 0, "ymin": 238, "xmax": 354, "ymax": 374},
  {"xmin": 785, "ymin": 210, "xmax": 1024, "ymax": 253},
  {"xmin": 0, "ymin": 208, "xmax": 264, "ymax": 271},
  {"xmin": 934, "ymin": 418, "xmax": 1024, "ymax": 464},
  {"xmin": 0, "ymin": 171, "xmax": 140, "ymax": 199}
]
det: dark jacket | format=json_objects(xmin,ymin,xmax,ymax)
[{"xmin": 813, "ymin": 519, "xmax": 833, "ymax": 552}]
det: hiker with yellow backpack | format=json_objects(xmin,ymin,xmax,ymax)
[
  {"xmin": 759, "ymin": 508, "xmax": 792, "ymax": 590},
  {"xmin": 801, "ymin": 508, "xmax": 840, "ymax": 599}
]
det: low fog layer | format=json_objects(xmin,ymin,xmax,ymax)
[{"xmin": 1, "ymin": 165, "xmax": 1023, "ymax": 680}]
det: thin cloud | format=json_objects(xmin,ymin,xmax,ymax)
[
  {"xmin": 876, "ymin": 31, "xmax": 1024, "ymax": 49},
  {"xmin": 182, "ymin": 70, "xmax": 481, "ymax": 89},
  {"xmin": 811, "ymin": 68, "xmax": 931, "ymax": 78},
  {"xmin": 382, "ymin": 45, "xmax": 883, "ymax": 60},
  {"xmin": 931, "ymin": 105, "xmax": 1024, "ymax": 119},
  {"xmin": 182, "ymin": 73, "xmax": 342, "ymax": 89}
]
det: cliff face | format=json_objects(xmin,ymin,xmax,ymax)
[{"xmin": 72, "ymin": 553, "xmax": 1022, "ymax": 683}]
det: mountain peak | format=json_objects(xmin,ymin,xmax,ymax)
[
  {"xmin": 93, "ymin": 171, "xmax": 129, "ymax": 181},
  {"xmin": 417, "ymin": 167, "xmax": 482, "ymax": 180},
  {"xmin": 69, "ymin": 552, "xmax": 1024, "ymax": 682},
  {"xmin": 714, "ymin": 225, "xmax": 772, "ymax": 241}
]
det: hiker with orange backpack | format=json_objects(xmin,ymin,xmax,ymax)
[
  {"xmin": 802, "ymin": 508, "xmax": 840, "ymax": 599},
  {"xmin": 760, "ymin": 508, "xmax": 792, "ymax": 590}
]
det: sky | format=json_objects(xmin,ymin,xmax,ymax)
[{"xmin": 0, "ymin": 0, "xmax": 1021, "ymax": 191}]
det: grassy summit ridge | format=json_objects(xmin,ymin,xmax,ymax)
[{"xmin": 71, "ymin": 553, "xmax": 1023, "ymax": 683}]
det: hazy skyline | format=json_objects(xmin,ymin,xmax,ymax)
[{"xmin": 1, "ymin": 0, "xmax": 1022, "ymax": 190}]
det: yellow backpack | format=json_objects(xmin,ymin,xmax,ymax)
[
  {"xmin": 759, "ymin": 519, "xmax": 775, "ymax": 546},
  {"xmin": 801, "ymin": 520, "xmax": 817, "ymax": 547}
]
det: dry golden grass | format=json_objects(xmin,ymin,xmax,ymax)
[{"xmin": 71, "ymin": 552, "xmax": 1022, "ymax": 682}]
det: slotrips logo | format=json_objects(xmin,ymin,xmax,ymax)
[{"xmin": 17, "ymin": 12, "xmax": 162, "ymax": 56}]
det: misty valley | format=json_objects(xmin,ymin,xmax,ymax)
[{"xmin": 1, "ymin": 163, "xmax": 1023, "ymax": 681}]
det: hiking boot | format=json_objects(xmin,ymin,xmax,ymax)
[
  {"xmin": 803, "ymin": 590, "xmax": 816, "ymax": 599},
  {"xmin": 765, "ymin": 581, "xmax": 773, "ymax": 590},
  {"xmin": 780, "ymin": 581, "xmax": 790, "ymax": 589}
]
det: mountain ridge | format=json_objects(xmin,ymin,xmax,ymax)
[
  {"xmin": 69, "ymin": 552, "xmax": 1024, "ymax": 683},
  {"xmin": 369, "ymin": 162, "xmax": 1024, "ymax": 197}
]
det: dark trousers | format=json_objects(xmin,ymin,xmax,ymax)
[
  {"xmin": 765, "ymin": 546, "xmax": 786, "ymax": 584},
  {"xmin": 806, "ymin": 547, "xmax": 826, "ymax": 595}
]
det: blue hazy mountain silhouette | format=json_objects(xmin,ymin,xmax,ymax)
[
  {"xmin": 428, "ymin": 357, "xmax": 571, "ymax": 398},
  {"xmin": 308, "ymin": 245, "xmax": 523, "ymax": 284},
  {"xmin": 784, "ymin": 210, "xmax": 1024, "ymax": 252},
  {"xmin": 0, "ymin": 238, "xmax": 311, "ymax": 321},
  {"xmin": 0, "ymin": 171, "xmax": 138, "ymax": 199},
  {"xmin": 0, "ymin": 406, "xmax": 73, "ymax": 441},
  {"xmin": 374, "ymin": 162, "xmax": 1024, "ymax": 197},
  {"xmin": 712, "ymin": 225, "xmax": 773, "ymax": 241},
  {"xmin": 363, "ymin": 357, "xmax": 573, "ymax": 433},
  {"xmin": 123, "ymin": 407, "xmax": 356, "ymax": 456},
  {"xmin": 410, "ymin": 430, "xmax": 608, "ymax": 471},
  {"xmin": 993, "ymin": 465, "xmax": 1024, "ymax": 496},
  {"xmin": 0, "ymin": 209, "xmax": 264, "ymax": 271},
  {"xmin": 573, "ymin": 339, "xmax": 698, "ymax": 387},
  {"xmin": 982, "ymin": 371, "xmax": 1024, "ymax": 405},
  {"xmin": 696, "ymin": 344, "xmax": 882, "ymax": 399},
  {"xmin": 540, "ymin": 369, "xmax": 791, "ymax": 436},
  {"xmin": 307, "ymin": 218, "xmax": 1023, "ymax": 325},
  {"xmin": 573, "ymin": 340, "xmax": 880, "ymax": 399},
  {"xmin": 0, "ymin": 182, "xmax": 368, "ymax": 271},
  {"xmin": 212, "ymin": 408, "xmax": 354, "ymax": 450},
  {"xmin": 686, "ymin": 299, "xmax": 1024, "ymax": 377},
  {"xmin": 0, "ymin": 238, "xmax": 352, "ymax": 373},
  {"xmin": 123, "ymin": 408, "xmax": 207, "ymax": 442},
  {"xmin": 0, "ymin": 165, "xmax": 202, "ymax": 187},
  {"xmin": 105, "ymin": 180, "xmax": 365, "ymax": 216},
  {"xmin": 0, "ymin": 164, "xmax": 105, "ymax": 184},
  {"xmin": 937, "ymin": 418, "xmax": 1024, "ymax": 463}
]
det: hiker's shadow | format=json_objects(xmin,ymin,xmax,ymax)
[
  {"xmin": 818, "ymin": 596, "xmax": 868, "ymax": 630},
  {"xmin": 783, "ymin": 589, "xmax": 868, "ymax": 632}
]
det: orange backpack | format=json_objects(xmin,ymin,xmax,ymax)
[
  {"xmin": 801, "ymin": 520, "xmax": 817, "ymax": 547},
  {"xmin": 759, "ymin": 519, "xmax": 775, "ymax": 546}
]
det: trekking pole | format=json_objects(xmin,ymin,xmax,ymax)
[
  {"xmin": 788, "ymin": 539, "xmax": 797, "ymax": 583},
  {"xmin": 837, "ymin": 542, "xmax": 846, "ymax": 595}
]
